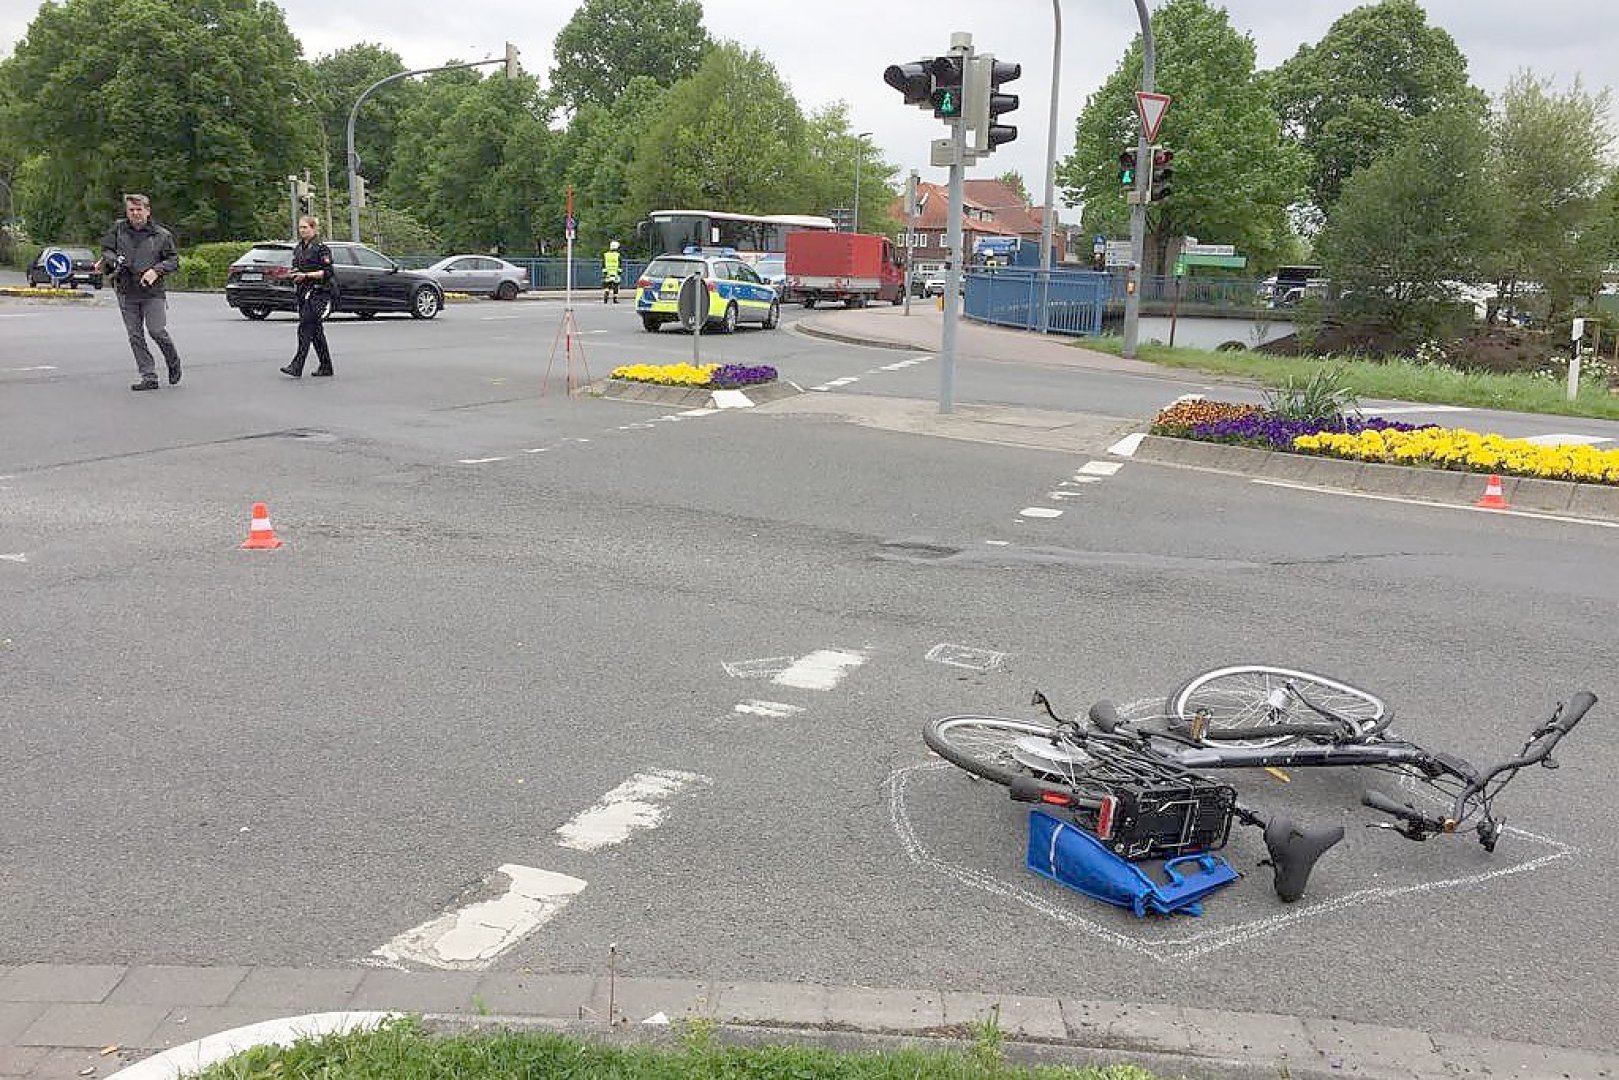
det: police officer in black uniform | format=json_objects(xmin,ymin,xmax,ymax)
[{"xmin": 280, "ymin": 215, "xmax": 336, "ymax": 378}]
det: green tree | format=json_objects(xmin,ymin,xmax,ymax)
[
  {"xmin": 556, "ymin": 76, "xmax": 668, "ymax": 254},
  {"xmin": 623, "ymin": 44, "xmax": 807, "ymax": 214},
  {"xmin": 789, "ymin": 103, "xmax": 896, "ymax": 234},
  {"xmin": 309, "ymin": 44, "xmax": 416, "ymax": 198},
  {"xmin": 0, "ymin": 0, "xmax": 311, "ymax": 243},
  {"xmin": 1316, "ymin": 106, "xmax": 1500, "ymax": 346},
  {"xmin": 1271, "ymin": 0, "xmax": 1485, "ymax": 214},
  {"xmin": 1489, "ymin": 72, "xmax": 1614, "ymax": 324},
  {"xmin": 1057, "ymin": 0, "xmax": 1305, "ymax": 274},
  {"xmin": 550, "ymin": 0, "xmax": 710, "ymax": 113}
]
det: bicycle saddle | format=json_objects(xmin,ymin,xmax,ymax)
[{"xmin": 1261, "ymin": 815, "xmax": 1345, "ymax": 903}]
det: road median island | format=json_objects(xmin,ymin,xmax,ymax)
[{"xmin": 1132, "ymin": 433, "xmax": 1619, "ymax": 521}]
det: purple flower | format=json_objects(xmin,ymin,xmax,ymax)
[
  {"xmin": 708, "ymin": 363, "xmax": 777, "ymax": 389},
  {"xmin": 1189, "ymin": 414, "xmax": 1432, "ymax": 450}
]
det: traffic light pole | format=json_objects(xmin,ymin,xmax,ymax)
[
  {"xmin": 939, "ymin": 35, "xmax": 972, "ymax": 414},
  {"xmin": 1122, "ymin": 0, "xmax": 1155, "ymax": 359}
]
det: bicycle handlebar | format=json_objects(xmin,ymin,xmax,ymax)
[{"xmin": 1361, "ymin": 789, "xmax": 1447, "ymax": 834}]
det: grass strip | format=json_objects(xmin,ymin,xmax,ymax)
[{"xmin": 186, "ymin": 1015, "xmax": 1169, "ymax": 1080}]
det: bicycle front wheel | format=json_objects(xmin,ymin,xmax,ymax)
[
  {"xmin": 1168, "ymin": 665, "xmax": 1387, "ymax": 747},
  {"xmin": 923, "ymin": 715, "xmax": 1092, "ymax": 788}
]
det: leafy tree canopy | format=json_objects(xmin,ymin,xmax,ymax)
[
  {"xmin": 623, "ymin": 43, "xmax": 807, "ymax": 214},
  {"xmin": 1057, "ymin": 0, "xmax": 1306, "ymax": 272},
  {"xmin": 308, "ymin": 44, "xmax": 415, "ymax": 194},
  {"xmin": 1317, "ymin": 105, "xmax": 1500, "ymax": 343},
  {"xmin": 550, "ymin": 0, "xmax": 710, "ymax": 114},
  {"xmin": 1489, "ymin": 72, "xmax": 1614, "ymax": 319},
  {"xmin": 0, "ymin": 0, "xmax": 310, "ymax": 243},
  {"xmin": 1271, "ymin": 0, "xmax": 1485, "ymax": 213}
]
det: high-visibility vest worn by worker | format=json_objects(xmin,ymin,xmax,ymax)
[{"xmin": 602, "ymin": 248, "xmax": 622, "ymax": 281}]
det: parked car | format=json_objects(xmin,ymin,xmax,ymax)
[
  {"xmin": 225, "ymin": 241, "xmax": 444, "ymax": 320},
  {"xmin": 923, "ymin": 273, "xmax": 948, "ymax": 297},
  {"xmin": 634, "ymin": 250, "xmax": 779, "ymax": 333},
  {"xmin": 419, "ymin": 254, "xmax": 529, "ymax": 300},
  {"xmin": 27, "ymin": 246, "xmax": 102, "ymax": 289}
]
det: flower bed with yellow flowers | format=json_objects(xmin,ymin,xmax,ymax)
[
  {"xmin": 1295, "ymin": 427, "xmax": 1619, "ymax": 485},
  {"xmin": 1151, "ymin": 399, "xmax": 1619, "ymax": 487},
  {"xmin": 0, "ymin": 284, "xmax": 92, "ymax": 300},
  {"xmin": 609, "ymin": 362, "xmax": 777, "ymax": 389}
]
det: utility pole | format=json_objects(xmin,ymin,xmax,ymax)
[
  {"xmin": 1038, "ymin": 0, "xmax": 1062, "ymax": 333},
  {"xmin": 1122, "ymin": 0, "xmax": 1154, "ymax": 359}
]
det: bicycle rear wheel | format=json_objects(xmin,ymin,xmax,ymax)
[
  {"xmin": 923, "ymin": 715, "xmax": 1092, "ymax": 787},
  {"xmin": 1167, "ymin": 665, "xmax": 1387, "ymax": 747}
]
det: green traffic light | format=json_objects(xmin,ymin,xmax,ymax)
[{"xmin": 1120, "ymin": 167, "xmax": 1135, "ymax": 186}]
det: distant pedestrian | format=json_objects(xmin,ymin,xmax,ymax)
[
  {"xmin": 602, "ymin": 239, "xmax": 622, "ymax": 303},
  {"xmin": 98, "ymin": 193, "xmax": 182, "ymax": 391},
  {"xmin": 280, "ymin": 215, "xmax": 336, "ymax": 379}
]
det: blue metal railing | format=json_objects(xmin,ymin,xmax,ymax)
[{"xmin": 963, "ymin": 268, "xmax": 1110, "ymax": 336}]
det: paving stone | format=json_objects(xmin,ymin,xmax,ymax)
[
  {"xmin": 17, "ymin": 1004, "xmax": 167, "ymax": 1049},
  {"xmin": 1257, "ymin": 451, "xmax": 1321, "ymax": 483},
  {"xmin": 146, "ymin": 1005, "xmax": 294, "ymax": 1049},
  {"xmin": 1430, "ymin": 1031, "xmax": 1618, "ymax": 1078},
  {"xmin": 0, "ymin": 968, "xmax": 125, "ymax": 1005},
  {"xmin": 0, "ymin": 1044, "xmax": 46, "ymax": 1078},
  {"xmin": 104, "ymin": 966, "xmax": 248, "ymax": 1008},
  {"xmin": 225, "ymin": 967, "xmax": 364, "ymax": 1010},
  {"xmin": 822, "ymin": 987, "xmax": 943, "ymax": 1032},
  {"xmin": 712, "ymin": 980, "xmax": 829, "ymax": 1027},
  {"xmin": 939, "ymin": 992, "xmax": 1066, "ymax": 1039},
  {"xmin": 1302, "ymin": 1016, "xmax": 1441, "ymax": 1076},
  {"xmin": 1396, "ymin": 466, "xmax": 1477, "ymax": 504},
  {"xmin": 1176, "ymin": 1006, "xmax": 1309, "ymax": 1062},
  {"xmin": 472, "ymin": 973, "xmax": 594, "ymax": 1019},
  {"xmin": 0, "ymin": 1004, "xmax": 47, "ymax": 1043},
  {"xmin": 587, "ymin": 977, "xmax": 715, "ymax": 1026},
  {"xmin": 348, "ymin": 970, "xmax": 483, "ymax": 1014},
  {"xmin": 1350, "ymin": 460, "xmax": 1415, "ymax": 494},
  {"xmin": 1058, "ymin": 998, "xmax": 1137, "ymax": 1043},
  {"xmin": 7, "ymin": 1046, "xmax": 113, "ymax": 1079}
]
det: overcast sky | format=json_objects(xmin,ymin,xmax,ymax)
[{"xmin": 4, "ymin": 0, "xmax": 1615, "ymax": 214}]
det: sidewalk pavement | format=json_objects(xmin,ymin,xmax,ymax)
[{"xmin": 3, "ymin": 962, "xmax": 1615, "ymax": 1080}]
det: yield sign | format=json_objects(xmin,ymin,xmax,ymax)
[{"xmin": 1135, "ymin": 91, "xmax": 1172, "ymax": 143}]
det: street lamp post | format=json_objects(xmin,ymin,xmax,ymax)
[
  {"xmin": 1038, "ymin": 0, "xmax": 1062, "ymax": 333},
  {"xmin": 852, "ymin": 131, "xmax": 872, "ymax": 233}
]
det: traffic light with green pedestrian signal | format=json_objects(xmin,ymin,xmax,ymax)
[
  {"xmin": 929, "ymin": 55, "xmax": 965, "ymax": 119},
  {"xmin": 1118, "ymin": 149, "xmax": 1138, "ymax": 188}
]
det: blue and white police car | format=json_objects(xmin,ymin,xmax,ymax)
[{"xmin": 634, "ymin": 247, "xmax": 780, "ymax": 333}]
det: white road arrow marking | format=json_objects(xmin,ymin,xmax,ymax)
[{"xmin": 771, "ymin": 648, "xmax": 866, "ymax": 690}]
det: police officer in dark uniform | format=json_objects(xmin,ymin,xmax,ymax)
[{"xmin": 280, "ymin": 215, "xmax": 336, "ymax": 378}]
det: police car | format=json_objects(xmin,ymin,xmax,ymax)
[{"xmin": 634, "ymin": 247, "xmax": 780, "ymax": 333}]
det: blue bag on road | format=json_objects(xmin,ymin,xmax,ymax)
[{"xmin": 1025, "ymin": 809, "xmax": 1239, "ymax": 917}]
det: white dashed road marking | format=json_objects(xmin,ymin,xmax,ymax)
[
  {"xmin": 457, "ymin": 456, "xmax": 510, "ymax": 464},
  {"xmin": 1108, "ymin": 432, "xmax": 1146, "ymax": 457},
  {"xmin": 1367, "ymin": 405, "xmax": 1472, "ymax": 415},
  {"xmin": 770, "ymin": 648, "xmax": 867, "ymax": 690},
  {"xmin": 1019, "ymin": 507, "xmax": 1063, "ymax": 519},
  {"xmin": 723, "ymin": 656, "xmax": 797, "ymax": 679},
  {"xmin": 555, "ymin": 769, "xmax": 712, "ymax": 852},
  {"xmin": 0, "ymin": 553, "xmax": 27, "ymax": 563},
  {"xmin": 925, "ymin": 644, "xmax": 1008, "ymax": 672},
  {"xmin": 372, "ymin": 864, "xmax": 588, "ymax": 970},
  {"xmin": 1077, "ymin": 461, "xmax": 1123, "ymax": 477},
  {"xmin": 733, "ymin": 700, "xmax": 806, "ymax": 719}
]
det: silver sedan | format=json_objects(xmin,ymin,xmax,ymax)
[{"xmin": 420, "ymin": 255, "xmax": 530, "ymax": 300}]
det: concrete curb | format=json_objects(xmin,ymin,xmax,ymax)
[
  {"xmin": 590, "ymin": 377, "xmax": 803, "ymax": 410},
  {"xmin": 1130, "ymin": 433, "xmax": 1619, "ymax": 523},
  {"xmin": 5, "ymin": 965, "xmax": 1614, "ymax": 1080}
]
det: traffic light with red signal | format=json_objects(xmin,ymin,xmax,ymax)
[{"xmin": 1150, "ymin": 147, "xmax": 1174, "ymax": 202}]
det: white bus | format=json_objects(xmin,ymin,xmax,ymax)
[{"xmin": 638, "ymin": 209, "xmax": 836, "ymax": 263}]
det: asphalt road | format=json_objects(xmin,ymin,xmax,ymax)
[{"xmin": 3, "ymin": 289, "xmax": 1617, "ymax": 1052}]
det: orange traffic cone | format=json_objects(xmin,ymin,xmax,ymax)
[
  {"xmin": 1474, "ymin": 475, "xmax": 1510, "ymax": 510},
  {"xmin": 240, "ymin": 501, "xmax": 283, "ymax": 549}
]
